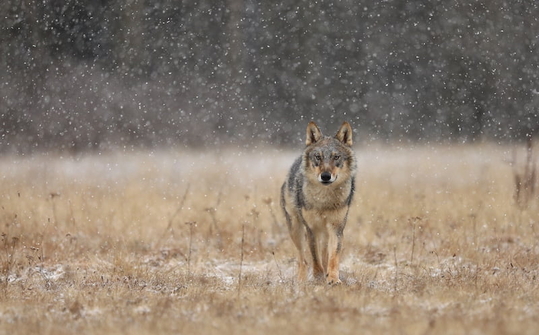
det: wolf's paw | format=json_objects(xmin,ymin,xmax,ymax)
[{"xmin": 326, "ymin": 277, "xmax": 342, "ymax": 286}]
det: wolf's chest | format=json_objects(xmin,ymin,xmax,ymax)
[{"xmin": 302, "ymin": 182, "xmax": 351, "ymax": 211}]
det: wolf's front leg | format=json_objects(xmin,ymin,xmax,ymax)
[
  {"xmin": 326, "ymin": 223, "xmax": 345, "ymax": 285},
  {"xmin": 289, "ymin": 223, "xmax": 308, "ymax": 282},
  {"xmin": 305, "ymin": 225, "xmax": 325, "ymax": 281}
]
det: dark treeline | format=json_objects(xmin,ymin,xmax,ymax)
[{"xmin": 1, "ymin": 0, "xmax": 538, "ymax": 153}]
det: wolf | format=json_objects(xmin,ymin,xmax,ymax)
[{"xmin": 281, "ymin": 121, "xmax": 357, "ymax": 285}]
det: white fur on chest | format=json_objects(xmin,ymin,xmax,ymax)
[
  {"xmin": 302, "ymin": 180, "xmax": 352, "ymax": 211},
  {"xmin": 301, "ymin": 205, "xmax": 349, "ymax": 230}
]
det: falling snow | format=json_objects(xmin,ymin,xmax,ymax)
[{"xmin": 0, "ymin": 1, "xmax": 538, "ymax": 153}]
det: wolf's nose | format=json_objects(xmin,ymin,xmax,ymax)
[{"xmin": 321, "ymin": 172, "xmax": 332, "ymax": 182}]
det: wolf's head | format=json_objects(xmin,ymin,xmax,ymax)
[{"xmin": 303, "ymin": 121, "xmax": 355, "ymax": 186}]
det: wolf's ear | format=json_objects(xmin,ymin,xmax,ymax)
[
  {"xmin": 306, "ymin": 122, "xmax": 322, "ymax": 146},
  {"xmin": 335, "ymin": 122, "xmax": 353, "ymax": 146}
]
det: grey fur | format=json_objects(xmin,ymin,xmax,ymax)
[{"xmin": 281, "ymin": 121, "xmax": 357, "ymax": 285}]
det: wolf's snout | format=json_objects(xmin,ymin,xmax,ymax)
[{"xmin": 320, "ymin": 172, "xmax": 332, "ymax": 183}]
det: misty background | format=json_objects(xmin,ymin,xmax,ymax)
[{"xmin": 1, "ymin": 0, "xmax": 538, "ymax": 153}]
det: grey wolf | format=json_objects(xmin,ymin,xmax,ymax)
[{"xmin": 281, "ymin": 121, "xmax": 356, "ymax": 285}]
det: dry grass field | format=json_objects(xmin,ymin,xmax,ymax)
[{"xmin": 0, "ymin": 144, "xmax": 538, "ymax": 334}]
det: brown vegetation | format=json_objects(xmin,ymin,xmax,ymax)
[{"xmin": 0, "ymin": 145, "xmax": 538, "ymax": 334}]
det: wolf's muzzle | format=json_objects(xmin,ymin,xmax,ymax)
[{"xmin": 320, "ymin": 172, "xmax": 333, "ymax": 184}]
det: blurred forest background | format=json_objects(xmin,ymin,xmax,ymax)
[{"xmin": 0, "ymin": 0, "xmax": 538, "ymax": 153}]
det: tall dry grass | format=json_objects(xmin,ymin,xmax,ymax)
[{"xmin": 0, "ymin": 144, "xmax": 538, "ymax": 335}]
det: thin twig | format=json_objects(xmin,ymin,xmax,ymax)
[
  {"xmin": 186, "ymin": 221, "xmax": 196, "ymax": 279},
  {"xmin": 272, "ymin": 251, "xmax": 284, "ymax": 282},
  {"xmin": 205, "ymin": 187, "xmax": 223, "ymax": 235},
  {"xmin": 164, "ymin": 184, "xmax": 190, "ymax": 237},
  {"xmin": 238, "ymin": 223, "xmax": 245, "ymax": 298},
  {"xmin": 393, "ymin": 246, "xmax": 398, "ymax": 294},
  {"xmin": 409, "ymin": 216, "xmax": 421, "ymax": 265},
  {"xmin": 49, "ymin": 192, "xmax": 60, "ymax": 226},
  {"xmin": 410, "ymin": 222, "xmax": 416, "ymax": 265}
]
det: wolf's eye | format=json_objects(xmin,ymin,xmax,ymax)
[
  {"xmin": 315, "ymin": 154, "xmax": 322, "ymax": 161},
  {"xmin": 333, "ymin": 155, "xmax": 340, "ymax": 160}
]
